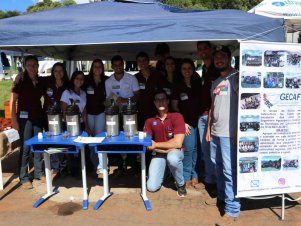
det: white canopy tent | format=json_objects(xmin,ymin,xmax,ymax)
[{"xmin": 249, "ymin": 0, "xmax": 301, "ymax": 42}]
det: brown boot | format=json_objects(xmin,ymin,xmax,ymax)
[
  {"xmin": 39, "ymin": 176, "xmax": 46, "ymax": 183},
  {"xmin": 191, "ymin": 178, "xmax": 205, "ymax": 190},
  {"xmin": 215, "ymin": 214, "xmax": 238, "ymax": 226},
  {"xmin": 185, "ymin": 180, "xmax": 193, "ymax": 189},
  {"xmin": 205, "ymin": 197, "xmax": 225, "ymax": 206},
  {"xmin": 21, "ymin": 181, "xmax": 33, "ymax": 189}
]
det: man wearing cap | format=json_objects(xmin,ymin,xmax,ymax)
[{"xmin": 206, "ymin": 46, "xmax": 240, "ymax": 225}]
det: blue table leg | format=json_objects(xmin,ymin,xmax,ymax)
[
  {"xmin": 33, "ymin": 189, "xmax": 59, "ymax": 208},
  {"xmin": 93, "ymin": 192, "xmax": 113, "ymax": 210},
  {"xmin": 140, "ymin": 193, "xmax": 152, "ymax": 211},
  {"xmin": 141, "ymin": 153, "xmax": 152, "ymax": 211},
  {"xmin": 80, "ymin": 147, "xmax": 89, "ymax": 210},
  {"xmin": 82, "ymin": 200, "xmax": 89, "ymax": 210}
]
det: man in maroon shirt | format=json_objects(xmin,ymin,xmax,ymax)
[
  {"xmin": 144, "ymin": 90, "xmax": 187, "ymax": 197},
  {"xmin": 10, "ymin": 55, "xmax": 45, "ymax": 189},
  {"xmin": 197, "ymin": 41, "xmax": 220, "ymax": 189},
  {"xmin": 135, "ymin": 51, "xmax": 166, "ymax": 130}
]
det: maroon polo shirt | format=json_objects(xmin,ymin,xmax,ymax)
[
  {"xmin": 11, "ymin": 74, "xmax": 43, "ymax": 122},
  {"xmin": 144, "ymin": 112, "xmax": 185, "ymax": 142},
  {"xmin": 84, "ymin": 76, "xmax": 107, "ymax": 115},
  {"xmin": 200, "ymin": 64, "xmax": 220, "ymax": 116},
  {"xmin": 135, "ymin": 69, "xmax": 166, "ymax": 128},
  {"xmin": 171, "ymin": 80, "xmax": 201, "ymax": 127},
  {"xmin": 42, "ymin": 76, "xmax": 67, "ymax": 115}
]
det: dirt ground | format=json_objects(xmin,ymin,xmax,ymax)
[{"xmin": 0, "ymin": 149, "xmax": 301, "ymax": 226}]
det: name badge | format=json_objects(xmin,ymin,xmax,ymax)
[
  {"xmin": 139, "ymin": 83, "xmax": 146, "ymax": 90},
  {"xmin": 112, "ymin": 85, "xmax": 120, "ymax": 90},
  {"xmin": 20, "ymin": 111, "xmax": 29, "ymax": 119},
  {"xmin": 87, "ymin": 88, "xmax": 94, "ymax": 95},
  {"xmin": 163, "ymin": 88, "xmax": 171, "ymax": 95},
  {"xmin": 180, "ymin": 93, "xmax": 189, "ymax": 101},
  {"xmin": 46, "ymin": 88, "xmax": 53, "ymax": 97},
  {"xmin": 75, "ymin": 99, "xmax": 80, "ymax": 106}
]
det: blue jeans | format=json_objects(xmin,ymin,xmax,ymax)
[
  {"xmin": 147, "ymin": 149, "xmax": 184, "ymax": 192},
  {"xmin": 50, "ymin": 154, "xmax": 67, "ymax": 173},
  {"xmin": 198, "ymin": 115, "xmax": 216, "ymax": 184},
  {"xmin": 88, "ymin": 112, "xmax": 106, "ymax": 172},
  {"xmin": 183, "ymin": 126, "xmax": 198, "ymax": 182},
  {"xmin": 19, "ymin": 119, "xmax": 44, "ymax": 183},
  {"xmin": 210, "ymin": 135, "xmax": 240, "ymax": 218}
]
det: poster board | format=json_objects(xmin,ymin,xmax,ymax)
[{"xmin": 237, "ymin": 41, "xmax": 301, "ymax": 197}]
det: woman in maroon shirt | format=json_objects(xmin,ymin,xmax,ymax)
[
  {"xmin": 162, "ymin": 56, "xmax": 181, "ymax": 98},
  {"xmin": 43, "ymin": 62, "xmax": 69, "ymax": 178},
  {"xmin": 171, "ymin": 58, "xmax": 203, "ymax": 189},
  {"xmin": 84, "ymin": 59, "xmax": 107, "ymax": 177}
]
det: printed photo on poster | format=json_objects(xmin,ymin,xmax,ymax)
[
  {"xmin": 241, "ymin": 71, "xmax": 261, "ymax": 88},
  {"xmin": 287, "ymin": 52, "xmax": 301, "ymax": 67},
  {"xmin": 286, "ymin": 73, "xmax": 301, "ymax": 89},
  {"xmin": 283, "ymin": 156, "xmax": 299, "ymax": 170},
  {"xmin": 263, "ymin": 72, "xmax": 284, "ymax": 88},
  {"xmin": 261, "ymin": 156, "xmax": 281, "ymax": 171},
  {"xmin": 241, "ymin": 93, "xmax": 261, "ymax": 109},
  {"xmin": 240, "ymin": 115, "xmax": 260, "ymax": 132},
  {"xmin": 239, "ymin": 137, "xmax": 259, "ymax": 153},
  {"xmin": 239, "ymin": 157, "xmax": 258, "ymax": 173},
  {"xmin": 242, "ymin": 50, "xmax": 262, "ymax": 66},
  {"xmin": 264, "ymin": 50, "xmax": 286, "ymax": 67}
]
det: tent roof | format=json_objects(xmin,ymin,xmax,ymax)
[
  {"xmin": 249, "ymin": 0, "xmax": 301, "ymax": 33},
  {"xmin": 0, "ymin": 1, "xmax": 285, "ymax": 60}
]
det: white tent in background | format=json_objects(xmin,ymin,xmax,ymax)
[{"xmin": 249, "ymin": 0, "xmax": 301, "ymax": 42}]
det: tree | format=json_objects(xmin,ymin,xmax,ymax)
[
  {"xmin": 26, "ymin": 0, "xmax": 76, "ymax": 14},
  {"xmin": 0, "ymin": 10, "xmax": 21, "ymax": 19},
  {"xmin": 160, "ymin": 0, "xmax": 262, "ymax": 11}
]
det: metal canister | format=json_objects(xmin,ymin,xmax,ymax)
[
  {"xmin": 122, "ymin": 98, "xmax": 138, "ymax": 137},
  {"xmin": 65, "ymin": 100, "xmax": 81, "ymax": 136},
  {"xmin": 105, "ymin": 99, "xmax": 120, "ymax": 136},
  {"xmin": 47, "ymin": 101, "xmax": 62, "ymax": 135}
]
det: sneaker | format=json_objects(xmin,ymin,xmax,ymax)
[
  {"xmin": 215, "ymin": 214, "xmax": 238, "ymax": 226},
  {"xmin": 177, "ymin": 184, "xmax": 187, "ymax": 197},
  {"xmin": 21, "ymin": 181, "xmax": 33, "ymax": 189},
  {"xmin": 191, "ymin": 178, "xmax": 205, "ymax": 190}
]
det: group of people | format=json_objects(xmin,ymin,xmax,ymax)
[{"xmin": 10, "ymin": 41, "xmax": 240, "ymax": 226}]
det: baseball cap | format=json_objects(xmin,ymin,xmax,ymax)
[{"xmin": 213, "ymin": 45, "xmax": 231, "ymax": 56}]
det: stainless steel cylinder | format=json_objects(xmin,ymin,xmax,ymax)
[
  {"xmin": 106, "ymin": 114, "xmax": 119, "ymax": 136},
  {"xmin": 123, "ymin": 114, "xmax": 137, "ymax": 137},
  {"xmin": 66, "ymin": 115, "xmax": 81, "ymax": 136},
  {"xmin": 47, "ymin": 114, "xmax": 62, "ymax": 135}
]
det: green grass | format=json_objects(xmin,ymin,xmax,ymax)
[{"xmin": 0, "ymin": 80, "xmax": 13, "ymax": 117}]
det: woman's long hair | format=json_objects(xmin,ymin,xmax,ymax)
[
  {"xmin": 50, "ymin": 62, "xmax": 69, "ymax": 84},
  {"xmin": 68, "ymin": 70, "xmax": 85, "ymax": 91},
  {"xmin": 87, "ymin": 59, "xmax": 106, "ymax": 81},
  {"xmin": 179, "ymin": 58, "xmax": 200, "ymax": 96}
]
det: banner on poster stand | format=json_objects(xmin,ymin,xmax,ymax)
[{"xmin": 237, "ymin": 41, "xmax": 301, "ymax": 197}]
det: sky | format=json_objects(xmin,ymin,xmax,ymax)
[{"xmin": 0, "ymin": 0, "xmax": 89, "ymax": 12}]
